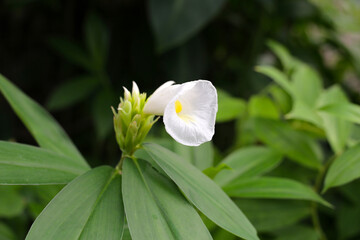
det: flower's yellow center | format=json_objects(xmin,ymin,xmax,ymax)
[{"xmin": 175, "ymin": 100, "xmax": 182, "ymax": 113}]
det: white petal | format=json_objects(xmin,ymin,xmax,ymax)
[
  {"xmin": 143, "ymin": 81, "xmax": 180, "ymax": 115},
  {"xmin": 123, "ymin": 87, "xmax": 131, "ymax": 100},
  {"xmin": 163, "ymin": 80, "xmax": 218, "ymax": 146},
  {"xmin": 132, "ymin": 81, "xmax": 140, "ymax": 96}
]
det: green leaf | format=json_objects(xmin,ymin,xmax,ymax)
[
  {"xmin": 216, "ymin": 90, "xmax": 246, "ymax": 122},
  {"xmin": 173, "ymin": 141, "xmax": 214, "ymax": 171},
  {"xmin": 255, "ymin": 66, "xmax": 293, "ymax": 94},
  {"xmin": 149, "ymin": 0, "xmax": 226, "ymax": 52},
  {"xmin": 47, "ymin": 76, "xmax": 98, "ymax": 111},
  {"xmin": 317, "ymin": 85, "xmax": 352, "ymax": 154},
  {"xmin": 122, "ymin": 158, "xmax": 212, "ymax": 240},
  {"xmin": 0, "ymin": 186, "xmax": 25, "ymax": 217},
  {"xmin": 26, "ymin": 166, "xmax": 124, "ymax": 240},
  {"xmin": 254, "ymin": 118, "xmax": 322, "ymax": 169},
  {"xmin": 0, "ymin": 74, "xmax": 89, "ymax": 168},
  {"xmin": 337, "ymin": 203, "xmax": 360, "ymax": 240},
  {"xmin": 84, "ymin": 13, "xmax": 109, "ymax": 72},
  {"xmin": 203, "ymin": 163, "xmax": 230, "ymax": 179},
  {"xmin": 248, "ymin": 95, "xmax": 279, "ymax": 119},
  {"xmin": 48, "ymin": 37, "xmax": 92, "ymax": 71},
  {"xmin": 214, "ymin": 146, "xmax": 282, "ymax": 187},
  {"xmin": 0, "ymin": 223, "xmax": 16, "ymax": 240},
  {"xmin": 143, "ymin": 143, "xmax": 259, "ymax": 240},
  {"xmin": 267, "ymin": 85, "xmax": 292, "ymax": 114},
  {"xmin": 0, "ymin": 141, "xmax": 88, "ymax": 185},
  {"xmin": 286, "ymin": 101, "xmax": 323, "ymax": 127},
  {"xmin": 267, "ymin": 40, "xmax": 296, "ymax": 73},
  {"xmin": 319, "ymin": 102, "xmax": 360, "ymax": 125},
  {"xmin": 92, "ymin": 89, "xmax": 116, "ymax": 140},
  {"xmin": 235, "ymin": 199, "xmax": 310, "ymax": 232},
  {"xmin": 274, "ymin": 225, "xmax": 318, "ymax": 240},
  {"xmin": 224, "ymin": 177, "xmax": 330, "ymax": 207},
  {"xmin": 291, "ymin": 65, "xmax": 322, "ymax": 107},
  {"xmin": 323, "ymin": 143, "xmax": 360, "ymax": 192}
]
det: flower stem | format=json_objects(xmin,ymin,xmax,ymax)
[
  {"xmin": 311, "ymin": 156, "xmax": 335, "ymax": 240},
  {"xmin": 115, "ymin": 154, "xmax": 126, "ymax": 174}
]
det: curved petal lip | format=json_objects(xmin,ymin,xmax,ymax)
[{"xmin": 163, "ymin": 80, "xmax": 218, "ymax": 146}]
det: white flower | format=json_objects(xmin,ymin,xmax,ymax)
[{"xmin": 144, "ymin": 80, "xmax": 218, "ymax": 146}]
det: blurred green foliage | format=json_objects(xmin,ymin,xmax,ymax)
[{"xmin": 1, "ymin": 0, "xmax": 360, "ymax": 239}]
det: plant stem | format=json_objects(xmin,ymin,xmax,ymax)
[
  {"xmin": 115, "ymin": 154, "xmax": 126, "ymax": 174},
  {"xmin": 311, "ymin": 156, "xmax": 335, "ymax": 240}
]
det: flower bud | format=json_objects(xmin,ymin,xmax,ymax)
[{"xmin": 113, "ymin": 82, "xmax": 157, "ymax": 155}]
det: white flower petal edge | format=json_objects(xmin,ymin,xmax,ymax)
[
  {"xmin": 143, "ymin": 81, "xmax": 180, "ymax": 115},
  {"xmin": 163, "ymin": 80, "xmax": 218, "ymax": 146}
]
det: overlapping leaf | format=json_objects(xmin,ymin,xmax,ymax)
[{"xmin": 143, "ymin": 143, "xmax": 259, "ymax": 240}]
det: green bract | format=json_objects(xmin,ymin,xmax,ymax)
[{"xmin": 112, "ymin": 83, "xmax": 157, "ymax": 155}]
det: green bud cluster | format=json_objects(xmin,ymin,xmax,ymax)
[{"xmin": 112, "ymin": 87, "xmax": 157, "ymax": 156}]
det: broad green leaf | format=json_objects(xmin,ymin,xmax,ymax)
[
  {"xmin": 173, "ymin": 141, "xmax": 214, "ymax": 170},
  {"xmin": 291, "ymin": 65, "xmax": 322, "ymax": 107},
  {"xmin": 255, "ymin": 66, "xmax": 293, "ymax": 94},
  {"xmin": 0, "ymin": 186, "xmax": 24, "ymax": 217},
  {"xmin": 0, "ymin": 74, "xmax": 89, "ymax": 168},
  {"xmin": 319, "ymin": 102, "xmax": 360, "ymax": 125},
  {"xmin": 274, "ymin": 225, "xmax": 318, "ymax": 240},
  {"xmin": 92, "ymin": 89, "xmax": 116, "ymax": 140},
  {"xmin": 0, "ymin": 223, "xmax": 16, "ymax": 240},
  {"xmin": 317, "ymin": 85, "xmax": 351, "ymax": 154},
  {"xmin": 323, "ymin": 143, "xmax": 360, "ymax": 192},
  {"xmin": 122, "ymin": 159, "xmax": 212, "ymax": 240},
  {"xmin": 267, "ymin": 40, "xmax": 296, "ymax": 73},
  {"xmin": 254, "ymin": 118, "xmax": 322, "ymax": 169},
  {"xmin": 149, "ymin": 0, "xmax": 226, "ymax": 52},
  {"xmin": 248, "ymin": 95, "xmax": 279, "ymax": 119},
  {"xmin": 224, "ymin": 177, "xmax": 330, "ymax": 207},
  {"xmin": 214, "ymin": 146, "xmax": 282, "ymax": 187},
  {"xmin": 48, "ymin": 37, "xmax": 92, "ymax": 71},
  {"xmin": 143, "ymin": 143, "xmax": 259, "ymax": 240},
  {"xmin": 84, "ymin": 13, "xmax": 109, "ymax": 72},
  {"xmin": 235, "ymin": 199, "xmax": 310, "ymax": 232},
  {"xmin": 267, "ymin": 85, "xmax": 292, "ymax": 114},
  {"xmin": 286, "ymin": 101, "xmax": 323, "ymax": 127},
  {"xmin": 47, "ymin": 76, "xmax": 98, "ymax": 111},
  {"xmin": 216, "ymin": 90, "xmax": 246, "ymax": 122},
  {"xmin": 26, "ymin": 166, "xmax": 124, "ymax": 240},
  {"xmin": 0, "ymin": 141, "xmax": 88, "ymax": 185}
]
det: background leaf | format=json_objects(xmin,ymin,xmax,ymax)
[
  {"xmin": 323, "ymin": 143, "xmax": 360, "ymax": 192},
  {"xmin": 143, "ymin": 143, "xmax": 259, "ymax": 240},
  {"xmin": 149, "ymin": 0, "xmax": 226, "ymax": 52},
  {"xmin": 84, "ymin": 13, "xmax": 109, "ymax": 72},
  {"xmin": 122, "ymin": 158, "xmax": 212, "ymax": 240},
  {"xmin": 235, "ymin": 199, "xmax": 310, "ymax": 232},
  {"xmin": 254, "ymin": 118, "xmax": 322, "ymax": 169},
  {"xmin": 0, "ymin": 74, "xmax": 89, "ymax": 168},
  {"xmin": 0, "ymin": 186, "xmax": 24, "ymax": 218},
  {"xmin": 0, "ymin": 141, "xmax": 88, "ymax": 185},
  {"xmin": 48, "ymin": 37, "xmax": 92, "ymax": 71},
  {"xmin": 26, "ymin": 166, "xmax": 124, "ymax": 240},
  {"xmin": 214, "ymin": 146, "xmax": 282, "ymax": 187},
  {"xmin": 224, "ymin": 177, "xmax": 330, "ymax": 207},
  {"xmin": 0, "ymin": 223, "xmax": 16, "ymax": 240},
  {"xmin": 92, "ymin": 88, "xmax": 116, "ymax": 140},
  {"xmin": 173, "ymin": 141, "xmax": 214, "ymax": 171},
  {"xmin": 216, "ymin": 90, "xmax": 246, "ymax": 123},
  {"xmin": 317, "ymin": 85, "xmax": 352, "ymax": 154},
  {"xmin": 47, "ymin": 76, "xmax": 98, "ymax": 111}
]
